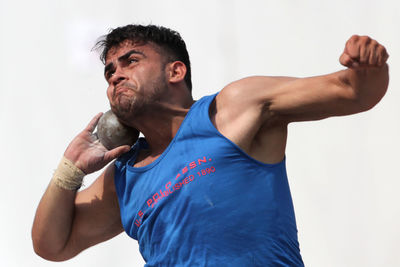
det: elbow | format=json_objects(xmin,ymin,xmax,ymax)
[
  {"xmin": 339, "ymin": 67, "xmax": 389, "ymax": 113},
  {"xmin": 33, "ymin": 249, "xmax": 71, "ymax": 262},
  {"xmin": 343, "ymin": 87, "xmax": 387, "ymax": 115},
  {"xmin": 354, "ymin": 82, "xmax": 388, "ymax": 113},
  {"xmin": 32, "ymin": 233, "xmax": 71, "ymax": 262},
  {"xmin": 32, "ymin": 240, "xmax": 62, "ymax": 262}
]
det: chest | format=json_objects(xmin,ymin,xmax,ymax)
[
  {"xmin": 115, "ymin": 136, "xmax": 293, "ymax": 250},
  {"xmin": 133, "ymin": 149, "xmax": 159, "ymax": 167}
]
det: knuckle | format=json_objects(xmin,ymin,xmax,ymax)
[
  {"xmin": 370, "ymin": 39, "xmax": 379, "ymax": 46},
  {"xmin": 372, "ymin": 42, "xmax": 380, "ymax": 53},
  {"xmin": 359, "ymin": 35, "xmax": 371, "ymax": 45},
  {"xmin": 350, "ymin": 34, "xmax": 360, "ymax": 41},
  {"xmin": 377, "ymin": 46, "xmax": 385, "ymax": 55},
  {"xmin": 381, "ymin": 46, "xmax": 388, "ymax": 55},
  {"xmin": 346, "ymin": 35, "xmax": 358, "ymax": 46}
]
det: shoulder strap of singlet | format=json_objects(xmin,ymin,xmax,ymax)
[{"xmin": 178, "ymin": 92, "xmax": 219, "ymax": 137}]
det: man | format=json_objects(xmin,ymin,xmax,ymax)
[{"xmin": 32, "ymin": 24, "xmax": 389, "ymax": 266}]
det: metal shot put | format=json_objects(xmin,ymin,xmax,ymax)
[{"xmin": 96, "ymin": 110, "xmax": 139, "ymax": 150}]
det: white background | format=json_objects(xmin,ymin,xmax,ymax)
[{"xmin": 1, "ymin": 0, "xmax": 399, "ymax": 266}]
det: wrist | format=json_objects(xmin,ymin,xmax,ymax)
[{"xmin": 52, "ymin": 156, "xmax": 86, "ymax": 191}]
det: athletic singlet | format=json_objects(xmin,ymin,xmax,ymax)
[{"xmin": 114, "ymin": 93, "xmax": 304, "ymax": 266}]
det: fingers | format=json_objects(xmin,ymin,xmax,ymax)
[
  {"xmin": 104, "ymin": 145, "xmax": 131, "ymax": 162},
  {"xmin": 84, "ymin": 112, "xmax": 104, "ymax": 133},
  {"xmin": 339, "ymin": 35, "xmax": 389, "ymax": 68},
  {"xmin": 339, "ymin": 53, "xmax": 359, "ymax": 68}
]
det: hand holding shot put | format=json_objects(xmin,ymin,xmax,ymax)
[
  {"xmin": 64, "ymin": 111, "xmax": 138, "ymax": 176},
  {"xmin": 32, "ymin": 25, "xmax": 389, "ymax": 266}
]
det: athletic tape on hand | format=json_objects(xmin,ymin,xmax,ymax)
[{"xmin": 52, "ymin": 156, "xmax": 85, "ymax": 191}]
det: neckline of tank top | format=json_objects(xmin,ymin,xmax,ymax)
[{"xmin": 125, "ymin": 95, "xmax": 213, "ymax": 172}]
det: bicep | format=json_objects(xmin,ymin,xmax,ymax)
[
  {"xmin": 214, "ymin": 73, "xmax": 355, "ymax": 162},
  {"xmin": 59, "ymin": 164, "xmax": 123, "ymax": 260},
  {"xmin": 225, "ymin": 72, "xmax": 355, "ymax": 123},
  {"xmin": 267, "ymin": 72, "xmax": 357, "ymax": 122}
]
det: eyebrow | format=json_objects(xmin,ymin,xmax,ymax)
[{"xmin": 104, "ymin": 49, "xmax": 146, "ymax": 77}]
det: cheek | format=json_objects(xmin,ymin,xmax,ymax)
[{"xmin": 106, "ymin": 85, "xmax": 113, "ymax": 100}]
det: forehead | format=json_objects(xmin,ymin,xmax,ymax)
[{"xmin": 105, "ymin": 40, "xmax": 162, "ymax": 64}]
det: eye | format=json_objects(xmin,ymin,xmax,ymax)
[
  {"xmin": 105, "ymin": 71, "xmax": 115, "ymax": 81},
  {"xmin": 129, "ymin": 58, "xmax": 138, "ymax": 64}
]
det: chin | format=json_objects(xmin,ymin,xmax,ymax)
[{"xmin": 111, "ymin": 102, "xmax": 142, "ymax": 126}]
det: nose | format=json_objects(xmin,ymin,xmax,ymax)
[{"xmin": 110, "ymin": 67, "xmax": 127, "ymax": 87}]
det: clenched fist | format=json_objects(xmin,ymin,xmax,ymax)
[{"xmin": 339, "ymin": 35, "xmax": 389, "ymax": 68}]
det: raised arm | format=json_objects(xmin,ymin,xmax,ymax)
[
  {"xmin": 212, "ymin": 35, "xmax": 389, "ymax": 164},
  {"xmin": 224, "ymin": 35, "xmax": 389, "ymax": 123},
  {"xmin": 32, "ymin": 113, "xmax": 131, "ymax": 261}
]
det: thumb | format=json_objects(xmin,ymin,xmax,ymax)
[
  {"xmin": 339, "ymin": 52, "xmax": 359, "ymax": 68},
  {"xmin": 104, "ymin": 145, "xmax": 131, "ymax": 162}
]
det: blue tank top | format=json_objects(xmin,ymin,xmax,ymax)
[{"xmin": 114, "ymin": 93, "xmax": 304, "ymax": 266}]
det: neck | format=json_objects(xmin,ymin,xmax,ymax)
[{"xmin": 130, "ymin": 100, "xmax": 195, "ymax": 156}]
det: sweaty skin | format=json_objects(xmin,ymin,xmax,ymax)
[{"xmin": 32, "ymin": 35, "xmax": 389, "ymax": 261}]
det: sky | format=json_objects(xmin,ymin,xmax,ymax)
[{"xmin": 1, "ymin": 0, "xmax": 399, "ymax": 266}]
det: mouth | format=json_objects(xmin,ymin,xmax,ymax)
[
  {"xmin": 115, "ymin": 87, "xmax": 128, "ymax": 97},
  {"xmin": 113, "ymin": 83, "xmax": 136, "ymax": 99}
]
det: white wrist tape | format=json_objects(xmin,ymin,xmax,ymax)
[{"xmin": 52, "ymin": 156, "xmax": 85, "ymax": 191}]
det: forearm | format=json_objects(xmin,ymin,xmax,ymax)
[
  {"xmin": 32, "ymin": 113, "xmax": 129, "ymax": 261},
  {"xmin": 32, "ymin": 180, "xmax": 77, "ymax": 260},
  {"xmin": 32, "ymin": 155, "xmax": 86, "ymax": 260}
]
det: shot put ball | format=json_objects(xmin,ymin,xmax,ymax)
[{"xmin": 96, "ymin": 110, "xmax": 139, "ymax": 150}]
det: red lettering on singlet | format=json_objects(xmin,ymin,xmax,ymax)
[
  {"xmin": 174, "ymin": 183, "xmax": 182, "ymax": 190},
  {"xmin": 135, "ymin": 210, "xmax": 144, "ymax": 227},
  {"xmin": 188, "ymin": 174, "xmax": 194, "ymax": 182},
  {"xmin": 165, "ymin": 181, "xmax": 174, "ymax": 194},
  {"xmin": 182, "ymin": 166, "xmax": 188, "ymax": 174},
  {"xmin": 198, "ymin": 156, "xmax": 207, "ymax": 165},
  {"xmin": 189, "ymin": 161, "xmax": 197, "ymax": 169},
  {"xmin": 137, "ymin": 155, "xmax": 216, "ymax": 228},
  {"xmin": 153, "ymin": 192, "xmax": 160, "ymax": 204}
]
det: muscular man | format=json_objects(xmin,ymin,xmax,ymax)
[{"xmin": 32, "ymin": 25, "xmax": 389, "ymax": 266}]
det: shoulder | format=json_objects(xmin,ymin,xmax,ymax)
[
  {"xmin": 216, "ymin": 76, "xmax": 297, "ymax": 106},
  {"xmin": 210, "ymin": 77, "xmax": 281, "ymax": 144},
  {"xmin": 214, "ymin": 76, "xmax": 287, "ymax": 117},
  {"xmin": 210, "ymin": 76, "xmax": 290, "ymax": 163}
]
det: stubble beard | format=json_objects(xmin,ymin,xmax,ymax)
[
  {"xmin": 111, "ymin": 75, "xmax": 168, "ymax": 126},
  {"xmin": 111, "ymin": 92, "xmax": 144, "ymax": 126}
]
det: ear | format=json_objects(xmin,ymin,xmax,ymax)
[{"xmin": 167, "ymin": 61, "xmax": 187, "ymax": 84}]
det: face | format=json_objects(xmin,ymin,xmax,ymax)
[{"xmin": 104, "ymin": 40, "xmax": 169, "ymax": 124}]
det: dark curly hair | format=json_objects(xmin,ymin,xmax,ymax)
[{"xmin": 95, "ymin": 24, "xmax": 192, "ymax": 92}]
